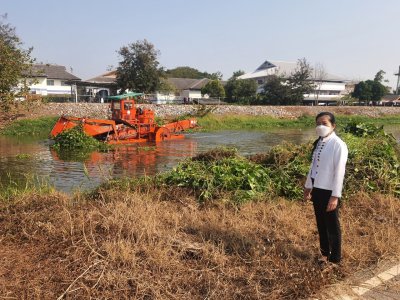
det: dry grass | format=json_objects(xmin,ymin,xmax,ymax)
[{"xmin": 0, "ymin": 189, "xmax": 399, "ymax": 299}]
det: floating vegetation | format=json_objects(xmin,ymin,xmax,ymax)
[{"xmin": 51, "ymin": 125, "xmax": 111, "ymax": 161}]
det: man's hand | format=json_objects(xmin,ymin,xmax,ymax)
[
  {"xmin": 326, "ymin": 196, "xmax": 339, "ymax": 212},
  {"xmin": 303, "ymin": 188, "xmax": 312, "ymax": 201}
]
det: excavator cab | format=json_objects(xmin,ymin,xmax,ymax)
[
  {"xmin": 108, "ymin": 92, "xmax": 144, "ymax": 121},
  {"xmin": 111, "ymin": 99, "xmax": 136, "ymax": 120}
]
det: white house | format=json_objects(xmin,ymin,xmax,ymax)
[
  {"xmin": 27, "ymin": 64, "xmax": 81, "ymax": 96},
  {"xmin": 238, "ymin": 60, "xmax": 351, "ymax": 103}
]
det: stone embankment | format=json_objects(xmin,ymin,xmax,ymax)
[{"xmin": 21, "ymin": 102, "xmax": 400, "ymax": 119}]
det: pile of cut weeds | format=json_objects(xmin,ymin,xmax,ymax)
[{"xmin": 158, "ymin": 124, "xmax": 399, "ymax": 203}]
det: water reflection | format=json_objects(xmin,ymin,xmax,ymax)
[{"xmin": 1, "ymin": 125, "xmax": 399, "ymax": 193}]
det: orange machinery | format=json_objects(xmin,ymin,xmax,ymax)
[{"xmin": 50, "ymin": 92, "xmax": 197, "ymax": 144}]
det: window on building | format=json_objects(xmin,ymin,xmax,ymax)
[
  {"xmin": 61, "ymin": 81, "xmax": 69, "ymax": 86},
  {"xmin": 257, "ymin": 79, "xmax": 264, "ymax": 85},
  {"xmin": 47, "ymin": 79, "xmax": 54, "ymax": 86}
]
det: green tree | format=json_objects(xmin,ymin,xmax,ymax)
[
  {"xmin": 166, "ymin": 66, "xmax": 223, "ymax": 80},
  {"xmin": 0, "ymin": 14, "xmax": 35, "ymax": 111},
  {"xmin": 287, "ymin": 58, "xmax": 314, "ymax": 100},
  {"xmin": 166, "ymin": 66, "xmax": 204, "ymax": 79},
  {"xmin": 374, "ymin": 70, "xmax": 386, "ymax": 83},
  {"xmin": 225, "ymin": 70, "xmax": 257, "ymax": 103},
  {"xmin": 116, "ymin": 39, "xmax": 164, "ymax": 93},
  {"xmin": 352, "ymin": 81, "xmax": 372, "ymax": 102},
  {"xmin": 201, "ymin": 80, "xmax": 225, "ymax": 98},
  {"xmin": 352, "ymin": 70, "xmax": 389, "ymax": 104},
  {"xmin": 260, "ymin": 75, "xmax": 292, "ymax": 105}
]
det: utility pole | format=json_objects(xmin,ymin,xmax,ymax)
[{"xmin": 395, "ymin": 66, "xmax": 400, "ymax": 94}]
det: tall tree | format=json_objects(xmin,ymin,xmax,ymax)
[
  {"xmin": 201, "ymin": 80, "xmax": 225, "ymax": 98},
  {"xmin": 287, "ymin": 58, "xmax": 314, "ymax": 101},
  {"xmin": 225, "ymin": 70, "xmax": 257, "ymax": 103},
  {"xmin": 374, "ymin": 70, "xmax": 386, "ymax": 83},
  {"xmin": 116, "ymin": 39, "xmax": 164, "ymax": 93},
  {"xmin": 0, "ymin": 14, "xmax": 35, "ymax": 111}
]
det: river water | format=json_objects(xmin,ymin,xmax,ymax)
[{"xmin": 1, "ymin": 126, "xmax": 399, "ymax": 193}]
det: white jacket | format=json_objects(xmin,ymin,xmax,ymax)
[{"xmin": 305, "ymin": 132, "xmax": 348, "ymax": 198}]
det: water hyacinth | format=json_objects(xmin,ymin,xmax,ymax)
[
  {"xmin": 162, "ymin": 147, "xmax": 272, "ymax": 203},
  {"xmin": 51, "ymin": 125, "xmax": 111, "ymax": 161}
]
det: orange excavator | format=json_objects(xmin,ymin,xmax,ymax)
[{"xmin": 50, "ymin": 92, "xmax": 197, "ymax": 144}]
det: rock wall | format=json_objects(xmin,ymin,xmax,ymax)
[{"xmin": 30, "ymin": 103, "xmax": 400, "ymax": 119}]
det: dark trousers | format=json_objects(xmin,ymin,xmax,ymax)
[{"xmin": 311, "ymin": 187, "xmax": 342, "ymax": 263}]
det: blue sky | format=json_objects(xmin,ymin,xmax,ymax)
[{"xmin": 2, "ymin": 0, "xmax": 400, "ymax": 88}]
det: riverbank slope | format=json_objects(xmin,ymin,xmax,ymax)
[{"xmin": 2, "ymin": 103, "xmax": 400, "ymax": 125}]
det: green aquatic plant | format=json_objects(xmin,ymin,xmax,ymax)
[
  {"xmin": 51, "ymin": 125, "xmax": 111, "ymax": 161},
  {"xmin": 52, "ymin": 125, "xmax": 109, "ymax": 151},
  {"xmin": 249, "ymin": 142, "xmax": 312, "ymax": 199},
  {"xmin": 162, "ymin": 147, "xmax": 271, "ymax": 203},
  {"xmin": 343, "ymin": 121, "xmax": 389, "ymax": 138}
]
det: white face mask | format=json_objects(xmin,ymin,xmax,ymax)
[{"xmin": 316, "ymin": 125, "xmax": 332, "ymax": 137}]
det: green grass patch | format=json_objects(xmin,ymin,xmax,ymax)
[
  {"xmin": 0, "ymin": 173, "xmax": 54, "ymax": 201},
  {"xmin": 0, "ymin": 116, "xmax": 58, "ymax": 137},
  {"xmin": 196, "ymin": 114, "xmax": 400, "ymax": 131}
]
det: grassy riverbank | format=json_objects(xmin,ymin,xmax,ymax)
[
  {"xmin": 0, "ymin": 116, "xmax": 58, "ymax": 137},
  {"xmin": 197, "ymin": 114, "xmax": 400, "ymax": 131},
  {"xmin": 1, "ymin": 114, "xmax": 400, "ymax": 136}
]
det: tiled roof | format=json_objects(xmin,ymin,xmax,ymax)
[
  {"xmin": 167, "ymin": 78, "xmax": 210, "ymax": 90},
  {"xmin": 382, "ymin": 94, "xmax": 400, "ymax": 102},
  {"xmin": 86, "ymin": 71, "xmax": 117, "ymax": 84},
  {"xmin": 31, "ymin": 64, "xmax": 81, "ymax": 81}
]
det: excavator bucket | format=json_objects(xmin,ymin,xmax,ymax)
[{"xmin": 50, "ymin": 116, "xmax": 117, "ymax": 138}]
